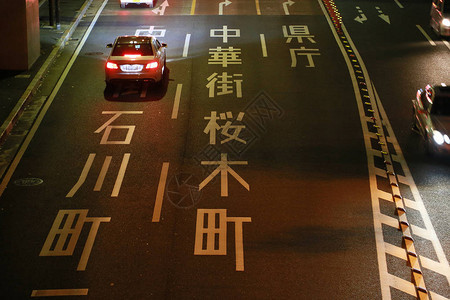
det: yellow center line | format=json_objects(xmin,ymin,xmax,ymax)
[
  {"xmin": 191, "ymin": 0, "xmax": 196, "ymax": 15},
  {"xmin": 255, "ymin": 0, "xmax": 261, "ymax": 15}
]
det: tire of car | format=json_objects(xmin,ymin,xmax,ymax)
[
  {"xmin": 106, "ymin": 81, "xmax": 115, "ymax": 90},
  {"xmin": 120, "ymin": 3, "xmax": 126, "ymax": 8}
]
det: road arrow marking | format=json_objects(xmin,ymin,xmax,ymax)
[
  {"xmin": 152, "ymin": 0, "xmax": 169, "ymax": 15},
  {"xmin": 354, "ymin": 6, "xmax": 367, "ymax": 24},
  {"xmin": 282, "ymin": 0, "xmax": 294, "ymax": 15},
  {"xmin": 219, "ymin": 0, "xmax": 231, "ymax": 15},
  {"xmin": 376, "ymin": 7, "xmax": 390, "ymax": 24},
  {"xmin": 354, "ymin": 15, "xmax": 367, "ymax": 23}
]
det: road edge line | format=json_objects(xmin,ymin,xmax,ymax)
[
  {"xmin": 0, "ymin": 0, "xmax": 109, "ymax": 198},
  {"xmin": 0, "ymin": 0, "xmax": 94, "ymax": 146}
]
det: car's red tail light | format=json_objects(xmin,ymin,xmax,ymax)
[
  {"xmin": 146, "ymin": 62, "xmax": 158, "ymax": 69},
  {"xmin": 106, "ymin": 62, "xmax": 118, "ymax": 69},
  {"xmin": 124, "ymin": 54, "xmax": 141, "ymax": 59}
]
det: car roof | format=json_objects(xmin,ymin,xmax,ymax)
[{"xmin": 116, "ymin": 36, "xmax": 153, "ymax": 45}]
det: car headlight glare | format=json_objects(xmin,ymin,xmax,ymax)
[
  {"xmin": 443, "ymin": 18, "xmax": 450, "ymax": 27},
  {"xmin": 433, "ymin": 130, "xmax": 445, "ymax": 145},
  {"xmin": 444, "ymin": 134, "xmax": 450, "ymax": 144}
]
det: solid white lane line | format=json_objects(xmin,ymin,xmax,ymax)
[
  {"xmin": 416, "ymin": 25, "xmax": 436, "ymax": 46},
  {"xmin": 171, "ymin": 84, "xmax": 183, "ymax": 119},
  {"xmin": 260, "ymin": 34, "xmax": 268, "ymax": 57},
  {"xmin": 0, "ymin": 0, "xmax": 109, "ymax": 198},
  {"xmin": 111, "ymin": 153, "xmax": 130, "ymax": 197},
  {"xmin": 0, "ymin": 0, "xmax": 95, "ymax": 145},
  {"xmin": 152, "ymin": 162, "xmax": 169, "ymax": 222},
  {"xmin": 183, "ymin": 34, "xmax": 191, "ymax": 57}
]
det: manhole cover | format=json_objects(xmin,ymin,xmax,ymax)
[
  {"xmin": 85, "ymin": 52, "xmax": 103, "ymax": 55},
  {"xmin": 14, "ymin": 178, "xmax": 43, "ymax": 186},
  {"xmin": 166, "ymin": 173, "xmax": 202, "ymax": 209}
]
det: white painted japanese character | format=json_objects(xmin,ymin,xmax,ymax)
[
  {"xmin": 206, "ymin": 72, "xmax": 243, "ymax": 98},
  {"xmin": 208, "ymin": 47, "xmax": 242, "ymax": 67},
  {"xmin": 283, "ymin": 25, "xmax": 316, "ymax": 44}
]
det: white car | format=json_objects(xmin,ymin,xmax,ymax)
[
  {"xmin": 430, "ymin": 0, "xmax": 450, "ymax": 37},
  {"xmin": 119, "ymin": 0, "xmax": 154, "ymax": 8},
  {"xmin": 105, "ymin": 36, "xmax": 167, "ymax": 87},
  {"xmin": 412, "ymin": 84, "xmax": 450, "ymax": 155}
]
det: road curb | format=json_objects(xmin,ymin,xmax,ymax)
[{"xmin": 0, "ymin": 0, "xmax": 94, "ymax": 146}]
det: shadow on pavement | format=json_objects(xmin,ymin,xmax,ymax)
[{"xmin": 103, "ymin": 68, "xmax": 170, "ymax": 102}]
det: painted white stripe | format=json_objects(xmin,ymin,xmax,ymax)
[
  {"xmin": 416, "ymin": 25, "xmax": 436, "ymax": 46},
  {"xmin": 387, "ymin": 274, "xmax": 416, "ymax": 296},
  {"xmin": 0, "ymin": 0, "xmax": 95, "ymax": 147},
  {"xmin": 111, "ymin": 153, "xmax": 130, "ymax": 197},
  {"xmin": 373, "ymin": 86, "xmax": 450, "ymax": 286},
  {"xmin": 0, "ymin": 0, "xmax": 109, "ymax": 198},
  {"xmin": 411, "ymin": 224, "xmax": 429, "ymax": 240},
  {"xmin": 31, "ymin": 289, "xmax": 88, "ymax": 297},
  {"xmin": 420, "ymin": 256, "xmax": 450, "ymax": 278},
  {"xmin": 380, "ymin": 214, "xmax": 398, "ymax": 228},
  {"xmin": 374, "ymin": 167, "xmax": 387, "ymax": 178},
  {"xmin": 377, "ymin": 189, "xmax": 393, "ymax": 201},
  {"xmin": 385, "ymin": 243, "xmax": 407, "ymax": 260},
  {"xmin": 183, "ymin": 34, "xmax": 191, "ymax": 57},
  {"xmin": 316, "ymin": 2, "xmax": 395, "ymax": 298},
  {"xmin": 171, "ymin": 84, "xmax": 183, "ymax": 119},
  {"xmin": 394, "ymin": 0, "xmax": 404, "ymax": 9},
  {"xmin": 442, "ymin": 39, "xmax": 450, "ymax": 51},
  {"xmin": 404, "ymin": 198, "xmax": 423, "ymax": 211},
  {"xmin": 152, "ymin": 162, "xmax": 169, "ymax": 222},
  {"xmin": 430, "ymin": 291, "xmax": 450, "ymax": 300},
  {"xmin": 260, "ymin": 34, "xmax": 267, "ymax": 57}
]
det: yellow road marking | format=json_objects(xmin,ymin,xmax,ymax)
[
  {"xmin": 191, "ymin": 0, "xmax": 196, "ymax": 15},
  {"xmin": 255, "ymin": 0, "xmax": 261, "ymax": 15}
]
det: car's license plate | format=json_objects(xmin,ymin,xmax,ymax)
[
  {"xmin": 132, "ymin": 0, "xmax": 140, "ymax": 2},
  {"xmin": 120, "ymin": 64, "xmax": 143, "ymax": 72}
]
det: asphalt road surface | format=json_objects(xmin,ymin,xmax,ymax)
[{"xmin": 0, "ymin": 0, "xmax": 448, "ymax": 299}]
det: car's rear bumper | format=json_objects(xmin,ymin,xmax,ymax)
[
  {"xmin": 439, "ymin": 22, "xmax": 450, "ymax": 36},
  {"xmin": 429, "ymin": 141, "xmax": 450, "ymax": 155},
  {"xmin": 120, "ymin": 0, "xmax": 153, "ymax": 6},
  {"xmin": 105, "ymin": 69, "xmax": 163, "ymax": 83}
]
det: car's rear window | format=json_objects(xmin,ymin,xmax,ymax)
[
  {"xmin": 431, "ymin": 96, "xmax": 450, "ymax": 116},
  {"xmin": 111, "ymin": 43, "xmax": 154, "ymax": 56}
]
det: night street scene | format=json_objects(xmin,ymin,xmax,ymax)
[{"xmin": 0, "ymin": 0, "xmax": 449, "ymax": 299}]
